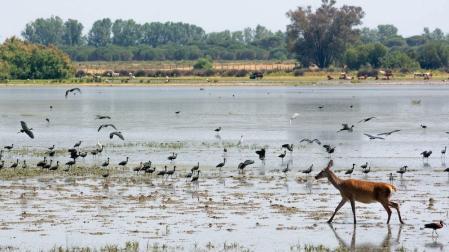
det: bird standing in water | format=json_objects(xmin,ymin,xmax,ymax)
[{"xmin": 424, "ymin": 220, "xmax": 445, "ymax": 236}]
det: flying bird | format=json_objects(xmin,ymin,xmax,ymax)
[
  {"xmin": 110, "ymin": 131, "xmax": 124, "ymax": 140},
  {"xmin": 377, "ymin": 130, "xmax": 401, "ymax": 136},
  {"xmin": 255, "ymin": 148, "xmax": 266, "ymax": 160},
  {"xmin": 18, "ymin": 121, "xmax": 34, "ymax": 139},
  {"xmin": 358, "ymin": 117, "xmax": 376, "ymax": 123},
  {"xmin": 98, "ymin": 124, "xmax": 117, "ymax": 132},
  {"xmin": 65, "ymin": 88, "xmax": 81, "ymax": 98},
  {"xmin": 96, "ymin": 115, "xmax": 111, "ymax": 120},
  {"xmin": 364, "ymin": 133, "xmax": 385, "ymax": 140},
  {"xmin": 338, "ymin": 124, "xmax": 354, "ymax": 132}
]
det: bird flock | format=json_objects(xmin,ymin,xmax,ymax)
[{"xmin": 1, "ymin": 87, "xmax": 448, "ymax": 234}]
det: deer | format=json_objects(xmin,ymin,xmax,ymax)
[{"xmin": 315, "ymin": 160, "xmax": 404, "ymax": 224}]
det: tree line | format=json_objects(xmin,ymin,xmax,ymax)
[
  {"xmin": 287, "ymin": 0, "xmax": 449, "ymax": 71},
  {"xmin": 21, "ymin": 17, "xmax": 289, "ymax": 61}
]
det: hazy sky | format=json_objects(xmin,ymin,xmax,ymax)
[{"xmin": 1, "ymin": 0, "xmax": 448, "ymax": 40}]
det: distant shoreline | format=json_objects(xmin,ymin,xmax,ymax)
[{"xmin": 1, "ymin": 79, "xmax": 449, "ymax": 88}]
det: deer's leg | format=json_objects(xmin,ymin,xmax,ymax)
[
  {"xmin": 389, "ymin": 201, "xmax": 404, "ymax": 224},
  {"xmin": 350, "ymin": 199, "xmax": 356, "ymax": 224},
  {"xmin": 328, "ymin": 198, "xmax": 347, "ymax": 223},
  {"xmin": 381, "ymin": 201, "xmax": 392, "ymax": 224}
]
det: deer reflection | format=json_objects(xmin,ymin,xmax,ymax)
[{"xmin": 329, "ymin": 223, "xmax": 403, "ymax": 250}]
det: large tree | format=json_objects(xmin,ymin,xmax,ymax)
[
  {"xmin": 88, "ymin": 18, "xmax": 112, "ymax": 47},
  {"xmin": 112, "ymin": 19, "xmax": 142, "ymax": 46},
  {"xmin": 0, "ymin": 37, "xmax": 73, "ymax": 79},
  {"xmin": 63, "ymin": 19, "xmax": 84, "ymax": 46},
  {"xmin": 22, "ymin": 16, "xmax": 64, "ymax": 45},
  {"xmin": 286, "ymin": 0, "xmax": 364, "ymax": 68}
]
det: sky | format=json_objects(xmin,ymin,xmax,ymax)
[{"xmin": 1, "ymin": 0, "xmax": 449, "ymax": 41}]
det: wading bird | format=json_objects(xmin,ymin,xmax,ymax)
[
  {"xmin": 168, "ymin": 153, "xmax": 178, "ymax": 162},
  {"xmin": 441, "ymin": 146, "xmax": 447, "ymax": 158},
  {"xmin": 65, "ymin": 88, "xmax": 81, "ymax": 98},
  {"xmin": 424, "ymin": 220, "xmax": 445, "ymax": 236},
  {"xmin": 360, "ymin": 162, "xmax": 368, "ymax": 169},
  {"xmin": 144, "ymin": 166, "xmax": 156, "ymax": 175},
  {"xmin": 37, "ymin": 157, "xmax": 47, "ymax": 168},
  {"xmin": 323, "ymin": 145, "xmax": 335, "ymax": 155},
  {"xmin": 255, "ymin": 148, "xmax": 266, "ymax": 161},
  {"xmin": 289, "ymin": 113, "xmax": 300, "ymax": 125},
  {"xmin": 22, "ymin": 160, "xmax": 27, "ymax": 169},
  {"xmin": 10, "ymin": 159, "xmax": 19, "ymax": 169},
  {"xmin": 345, "ymin": 164, "xmax": 355, "ymax": 175},
  {"xmin": 101, "ymin": 158, "xmax": 110, "ymax": 168},
  {"xmin": 278, "ymin": 151, "xmax": 286, "ymax": 162},
  {"xmin": 110, "ymin": 131, "xmax": 124, "ymax": 140},
  {"xmin": 237, "ymin": 135, "xmax": 244, "ymax": 147},
  {"xmin": 133, "ymin": 162, "xmax": 143, "ymax": 173},
  {"xmin": 118, "ymin": 157, "xmax": 129, "ymax": 169},
  {"xmin": 166, "ymin": 166, "xmax": 176, "ymax": 178},
  {"xmin": 238, "ymin": 160, "xmax": 254, "ymax": 173},
  {"xmin": 18, "ymin": 121, "xmax": 34, "ymax": 139},
  {"xmin": 282, "ymin": 144, "xmax": 294, "ymax": 153},
  {"xmin": 43, "ymin": 160, "xmax": 53, "ymax": 169},
  {"xmin": 191, "ymin": 170, "xmax": 200, "ymax": 182},
  {"xmin": 0, "ymin": 160, "xmax": 4, "ymax": 170},
  {"xmin": 396, "ymin": 166, "xmax": 407, "ymax": 177},
  {"xmin": 157, "ymin": 166, "xmax": 167, "ymax": 177},
  {"xmin": 315, "ymin": 160, "xmax": 404, "ymax": 224},
  {"xmin": 4, "ymin": 144, "xmax": 14, "ymax": 151},
  {"xmin": 282, "ymin": 164, "xmax": 290, "ymax": 175},
  {"xmin": 74, "ymin": 141, "xmax": 82, "ymax": 148},
  {"xmin": 302, "ymin": 164, "xmax": 313, "ymax": 175},
  {"xmin": 214, "ymin": 127, "xmax": 222, "ymax": 132},
  {"xmin": 50, "ymin": 161, "xmax": 59, "ymax": 171},
  {"xmin": 362, "ymin": 166, "xmax": 371, "ymax": 175},
  {"xmin": 191, "ymin": 162, "xmax": 199, "ymax": 172},
  {"xmin": 98, "ymin": 124, "xmax": 117, "ymax": 132},
  {"xmin": 65, "ymin": 160, "xmax": 76, "ymax": 169},
  {"xmin": 421, "ymin": 150, "xmax": 432, "ymax": 160},
  {"xmin": 216, "ymin": 158, "xmax": 226, "ymax": 169}
]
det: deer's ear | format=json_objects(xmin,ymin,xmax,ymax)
[{"xmin": 326, "ymin": 160, "xmax": 334, "ymax": 170}]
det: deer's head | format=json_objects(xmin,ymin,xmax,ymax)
[{"xmin": 315, "ymin": 160, "xmax": 334, "ymax": 180}]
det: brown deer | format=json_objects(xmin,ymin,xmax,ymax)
[{"xmin": 315, "ymin": 160, "xmax": 404, "ymax": 224}]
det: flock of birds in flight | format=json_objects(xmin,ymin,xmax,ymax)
[{"xmin": 0, "ymin": 87, "xmax": 448, "ymax": 235}]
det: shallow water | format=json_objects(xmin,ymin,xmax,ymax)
[{"xmin": 0, "ymin": 85, "xmax": 448, "ymax": 251}]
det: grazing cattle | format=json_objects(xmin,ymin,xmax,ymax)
[
  {"xmin": 249, "ymin": 72, "xmax": 264, "ymax": 80},
  {"xmin": 308, "ymin": 64, "xmax": 320, "ymax": 72},
  {"xmin": 379, "ymin": 70, "xmax": 393, "ymax": 80},
  {"xmin": 414, "ymin": 72, "xmax": 432, "ymax": 80},
  {"xmin": 339, "ymin": 72, "xmax": 353, "ymax": 80}
]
